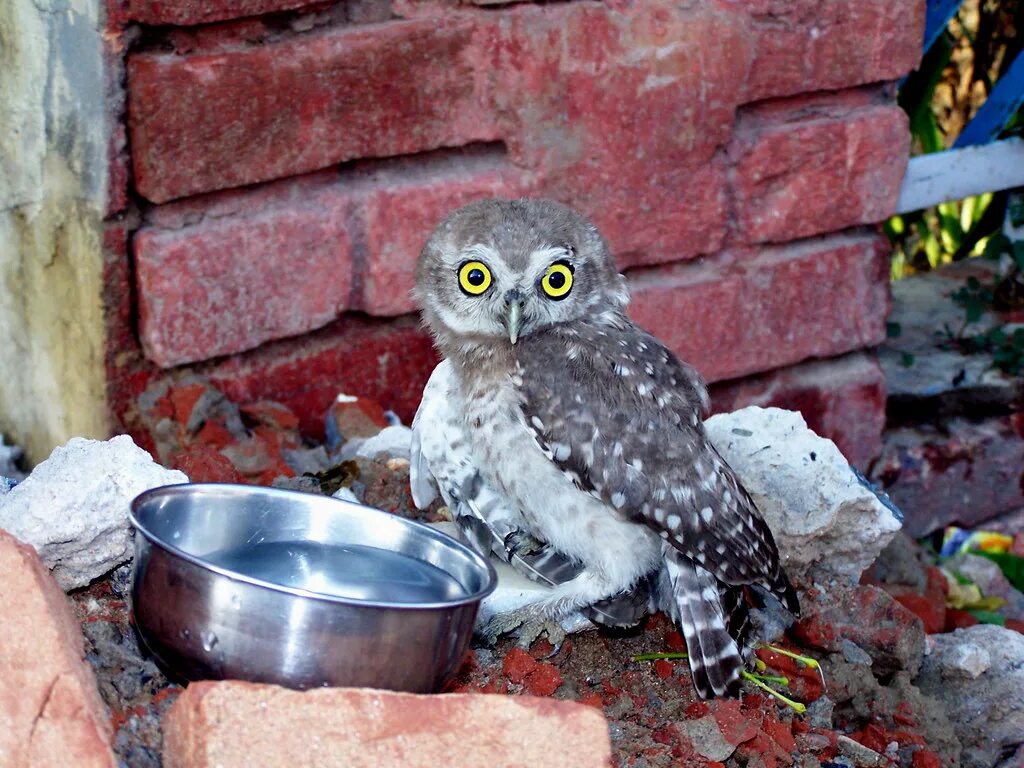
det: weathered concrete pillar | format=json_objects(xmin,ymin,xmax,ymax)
[{"xmin": 0, "ymin": 0, "xmax": 110, "ymax": 463}]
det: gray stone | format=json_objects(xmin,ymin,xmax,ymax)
[
  {"xmin": 915, "ymin": 625, "xmax": 1024, "ymax": 768},
  {"xmin": 840, "ymin": 639, "xmax": 873, "ymax": 667},
  {"xmin": 836, "ymin": 735, "xmax": 883, "ymax": 766},
  {"xmin": 881, "ymin": 260, "xmax": 1024, "ymax": 419},
  {"xmin": 805, "ymin": 695, "xmax": 834, "ymax": 730},
  {"xmin": 0, "ymin": 435, "xmax": 188, "ymax": 589},
  {"xmin": 677, "ymin": 715, "xmax": 735, "ymax": 762},
  {"xmin": 0, "ymin": 433, "xmax": 25, "ymax": 480},
  {"xmin": 705, "ymin": 407, "xmax": 902, "ymax": 585},
  {"xmin": 356, "ymin": 425, "xmax": 413, "ymax": 461},
  {"xmin": 871, "ymin": 532, "xmax": 928, "ymax": 592}
]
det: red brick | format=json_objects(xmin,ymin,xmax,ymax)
[
  {"xmin": 793, "ymin": 585, "xmax": 925, "ymax": 676},
  {"xmin": 485, "ymin": 3, "xmax": 747, "ymax": 267},
  {"xmin": 893, "ymin": 593, "xmax": 946, "ymax": 635},
  {"xmin": 126, "ymin": 0, "xmax": 318, "ymax": 25},
  {"xmin": 135, "ymin": 183, "xmax": 355, "ymax": 367},
  {"xmin": 911, "ymin": 749, "xmax": 943, "ymax": 768},
  {"xmin": 729, "ymin": 89, "xmax": 910, "ymax": 244},
  {"xmin": 0, "ymin": 531, "xmax": 116, "ymax": 768},
  {"xmin": 944, "ymin": 609, "xmax": 980, "ymax": 632},
  {"xmin": 128, "ymin": 17, "xmax": 499, "ymax": 203},
  {"xmin": 170, "ymin": 447, "xmax": 245, "ymax": 484},
  {"xmin": 711, "ymin": 352, "xmax": 886, "ymax": 468},
  {"xmin": 627, "ymin": 231, "xmax": 890, "ymax": 384},
  {"xmin": 162, "ymin": 681, "xmax": 611, "ymax": 767},
  {"xmin": 742, "ymin": 0, "xmax": 924, "ymax": 102},
  {"xmin": 359, "ymin": 148, "xmax": 528, "ymax": 316},
  {"xmin": 712, "ymin": 699, "xmax": 760, "ymax": 745},
  {"xmin": 502, "ymin": 647, "xmax": 538, "ymax": 685},
  {"xmin": 195, "ymin": 420, "xmax": 236, "ymax": 449},
  {"xmin": 327, "ymin": 396, "xmax": 389, "ymax": 441},
  {"xmin": 523, "ymin": 663, "xmax": 563, "ymax": 697}
]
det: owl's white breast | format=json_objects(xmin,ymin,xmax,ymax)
[{"xmin": 458, "ymin": 360, "xmax": 661, "ymax": 587}]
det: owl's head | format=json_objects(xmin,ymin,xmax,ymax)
[{"xmin": 414, "ymin": 198, "xmax": 628, "ymax": 347}]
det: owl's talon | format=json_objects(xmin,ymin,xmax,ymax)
[
  {"xmin": 503, "ymin": 529, "xmax": 546, "ymax": 559},
  {"xmin": 478, "ymin": 609, "xmax": 566, "ymax": 650},
  {"xmin": 516, "ymin": 619, "xmax": 566, "ymax": 650}
]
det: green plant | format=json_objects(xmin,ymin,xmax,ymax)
[
  {"xmin": 946, "ymin": 232, "xmax": 1024, "ymax": 375},
  {"xmin": 885, "ymin": 0, "xmax": 1023, "ymax": 279}
]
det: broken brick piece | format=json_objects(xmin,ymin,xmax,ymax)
[
  {"xmin": 163, "ymin": 681, "xmax": 611, "ymax": 768},
  {"xmin": 327, "ymin": 394, "xmax": 390, "ymax": 443},
  {"xmin": 0, "ymin": 530, "xmax": 116, "ymax": 768}
]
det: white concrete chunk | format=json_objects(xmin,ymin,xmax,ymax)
[
  {"xmin": 355, "ymin": 425, "xmax": 413, "ymax": 462},
  {"xmin": 0, "ymin": 435, "xmax": 188, "ymax": 589},
  {"xmin": 705, "ymin": 407, "xmax": 902, "ymax": 585}
]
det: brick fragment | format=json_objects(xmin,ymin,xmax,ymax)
[
  {"xmin": 871, "ymin": 416, "xmax": 1024, "ymax": 537},
  {"xmin": 793, "ymin": 585, "xmax": 925, "ymax": 677},
  {"xmin": 163, "ymin": 681, "xmax": 611, "ymax": 768},
  {"xmin": 326, "ymin": 396, "xmax": 389, "ymax": 442},
  {"xmin": 729, "ymin": 89, "xmax": 910, "ymax": 244},
  {"xmin": 627, "ymin": 230, "xmax": 890, "ymax": 384},
  {"xmin": 893, "ymin": 593, "xmax": 947, "ymax": 635},
  {"xmin": 0, "ymin": 530, "xmax": 116, "ymax": 768}
]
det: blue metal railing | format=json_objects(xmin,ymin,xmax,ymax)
[{"xmin": 920, "ymin": 0, "xmax": 1022, "ymax": 148}]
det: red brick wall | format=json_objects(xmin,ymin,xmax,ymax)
[{"xmin": 103, "ymin": 0, "xmax": 923, "ymax": 467}]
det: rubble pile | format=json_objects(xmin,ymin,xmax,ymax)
[{"xmin": 1, "ymin": 378, "xmax": 1022, "ymax": 767}]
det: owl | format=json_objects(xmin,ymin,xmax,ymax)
[{"xmin": 409, "ymin": 198, "xmax": 798, "ymax": 699}]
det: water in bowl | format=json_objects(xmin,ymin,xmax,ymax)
[{"xmin": 204, "ymin": 540, "xmax": 467, "ymax": 603}]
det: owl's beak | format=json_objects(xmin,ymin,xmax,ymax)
[
  {"xmin": 503, "ymin": 289, "xmax": 524, "ymax": 345},
  {"xmin": 505, "ymin": 302, "xmax": 522, "ymax": 345}
]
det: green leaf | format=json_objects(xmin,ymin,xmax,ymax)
[
  {"xmin": 975, "ymin": 551, "xmax": 1024, "ymax": 593},
  {"xmin": 886, "ymin": 322, "xmax": 902, "ymax": 338},
  {"xmin": 965, "ymin": 297, "xmax": 985, "ymax": 323},
  {"xmin": 900, "ymin": 352, "xmax": 915, "ymax": 367},
  {"xmin": 967, "ymin": 276, "xmax": 981, "ymax": 290},
  {"xmin": 967, "ymin": 609, "xmax": 1007, "ymax": 626},
  {"xmin": 1013, "ymin": 241, "xmax": 1024, "ymax": 271},
  {"xmin": 982, "ymin": 234, "xmax": 1009, "ymax": 261}
]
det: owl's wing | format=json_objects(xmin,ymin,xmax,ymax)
[{"xmin": 516, "ymin": 320, "xmax": 797, "ymax": 613}]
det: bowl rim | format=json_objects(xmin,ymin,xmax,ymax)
[{"xmin": 129, "ymin": 482, "xmax": 498, "ymax": 610}]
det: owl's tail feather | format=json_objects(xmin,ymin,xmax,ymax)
[
  {"xmin": 660, "ymin": 546, "xmax": 743, "ymax": 699},
  {"xmin": 720, "ymin": 584, "xmax": 754, "ymax": 658}
]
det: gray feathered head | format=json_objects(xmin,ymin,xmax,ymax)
[{"xmin": 414, "ymin": 198, "xmax": 628, "ymax": 347}]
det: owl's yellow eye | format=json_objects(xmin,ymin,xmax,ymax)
[
  {"xmin": 541, "ymin": 261, "xmax": 574, "ymax": 300},
  {"xmin": 458, "ymin": 261, "xmax": 492, "ymax": 296}
]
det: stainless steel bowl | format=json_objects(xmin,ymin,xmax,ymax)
[{"xmin": 129, "ymin": 484, "xmax": 496, "ymax": 693}]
